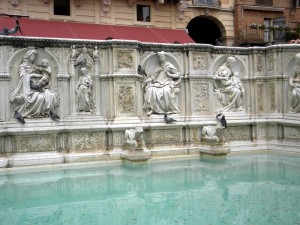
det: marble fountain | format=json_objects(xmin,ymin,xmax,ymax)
[{"xmin": 0, "ymin": 36, "xmax": 299, "ymax": 168}]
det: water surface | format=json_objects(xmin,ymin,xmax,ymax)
[{"xmin": 0, "ymin": 154, "xmax": 299, "ymax": 225}]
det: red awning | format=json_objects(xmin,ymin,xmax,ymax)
[{"xmin": 0, "ymin": 17, "xmax": 194, "ymax": 44}]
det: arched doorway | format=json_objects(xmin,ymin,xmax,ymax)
[{"xmin": 187, "ymin": 16, "xmax": 225, "ymax": 45}]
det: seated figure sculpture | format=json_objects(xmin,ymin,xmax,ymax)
[
  {"xmin": 124, "ymin": 126, "xmax": 144, "ymax": 150},
  {"xmin": 142, "ymin": 51, "xmax": 182, "ymax": 115},
  {"xmin": 10, "ymin": 49, "xmax": 59, "ymax": 118},
  {"xmin": 290, "ymin": 53, "xmax": 300, "ymax": 113},
  {"xmin": 213, "ymin": 56, "xmax": 245, "ymax": 112}
]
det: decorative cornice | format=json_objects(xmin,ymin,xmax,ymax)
[{"xmin": 1, "ymin": 36, "xmax": 300, "ymax": 54}]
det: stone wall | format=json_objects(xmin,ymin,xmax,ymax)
[{"xmin": 0, "ymin": 36, "xmax": 300, "ymax": 167}]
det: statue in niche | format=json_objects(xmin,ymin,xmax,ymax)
[
  {"xmin": 92, "ymin": 46, "xmax": 99, "ymax": 60},
  {"xmin": 213, "ymin": 56, "xmax": 245, "ymax": 112},
  {"xmin": 124, "ymin": 126, "xmax": 144, "ymax": 150},
  {"xmin": 70, "ymin": 45, "xmax": 78, "ymax": 59},
  {"xmin": 290, "ymin": 53, "xmax": 300, "ymax": 113},
  {"xmin": 142, "ymin": 51, "xmax": 182, "ymax": 115},
  {"xmin": 10, "ymin": 49, "xmax": 59, "ymax": 118},
  {"xmin": 76, "ymin": 67, "xmax": 94, "ymax": 112}
]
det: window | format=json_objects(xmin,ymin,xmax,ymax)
[
  {"xmin": 137, "ymin": 5, "xmax": 150, "ymax": 22},
  {"xmin": 54, "ymin": 0, "xmax": 70, "ymax": 16},
  {"xmin": 255, "ymin": 0, "xmax": 272, "ymax": 5}
]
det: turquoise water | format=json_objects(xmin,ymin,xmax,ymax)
[{"xmin": 0, "ymin": 154, "xmax": 299, "ymax": 225}]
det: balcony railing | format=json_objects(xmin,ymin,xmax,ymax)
[
  {"xmin": 192, "ymin": 0, "xmax": 220, "ymax": 8},
  {"xmin": 239, "ymin": 26, "xmax": 268, "ymax": 45}
]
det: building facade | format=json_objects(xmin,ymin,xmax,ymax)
[
  {"xmin": 0, "ymin": 0, "xmax": 235, "ymax": 46},
  {"xmin": 235, "ymin": 0, "xmax": 300, "ymax": 46}
]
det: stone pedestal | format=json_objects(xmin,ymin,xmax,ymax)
[
  {"xmin": 121, "ymin": 150, "xmax": 151, "ymax": 162},
  {"xmin": 199, "ymin": 144, "xmax": 231, "ymax": 155},
  {"xmin": 0, "ymin": 158, "xmax": 8, "ymax": 168}
]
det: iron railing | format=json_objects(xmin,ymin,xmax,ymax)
[
  {"xmin": 192, "ymin": 0, "xmax": 220, "ymax": 8},
  {"xmin": 239, "ymin": 26, "xmax": 268, "ymax": 45}
]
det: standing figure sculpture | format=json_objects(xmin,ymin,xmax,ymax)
[
  {"xmin": 76, "ymin": 67, "xmax": 94, "ymax": 112},
  {"xmin": 213, "ymin": 56, "xmax": 245, "ymax": 112},
  {"xmin": 10, "ymin": 49, "xmax": 59, "ymax": 118},
  {"xmin": 290, "ymin": 53, "xmax": 300, "ymax": 113},
  {"xmin": 143, "ymin": 51, "xmax": 182, "ymax": 115}
]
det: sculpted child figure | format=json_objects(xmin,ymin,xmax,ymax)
[{"xmin": 35, "ymin": 58, "xmax": 51, "ymax": 88}]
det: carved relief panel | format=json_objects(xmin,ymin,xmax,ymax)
[
  {"xmin": 269, "ymin": 82, "xmax": 276, "ymax": 111},
  {"xmin": 256, "ymin": 54, "xmax": 264, "ymax": 75},
  {"xmin": 224, "ymin": 126, "xmax": 250, "ymax": 141},
  {"xmin": 16, "ymin": 135, "xmax": 56, "ymax": 152},
  {"xmin": 268, "ymin": 124, "xmax": 277, "ymax": 139},
  {"xmin": 212, "ymin": 56, "xmax": 245, "ymax": 112},
  {"xmin": 70, "ymin": 132, "xmax": 106, "ymax": 151},
  {"xmin": 257, "ymin": 83, "xmax": 264, "ymax": 112},
  {"xmin": 113, "ymin": 49, "xmax": 135, "ymax": 73},
  {"xmin": 113, "ymin": 131, "xmax": 124, "ymax": 147},
  {"xmin": 115, "ymin": 81, "xmax": 136, "ymax": 116},
  {"xmin": 9, "ymin": 48, "xmax": 60, "ymax": 119},
  {"xmin": 287, "ymin": 53, "xmax": 300, "ymax": 113},
  {"xmin": 190, "ymin": 52, "xmax": 208, "ymax": 75},
  {"xmin": 152, "ymin": 129, "xmax": 182, "ymax": 145},
  {"xmin": 191, "ymin": 82, "xmax": 209, "ymax": 113},
  {"xmin": 284, "ymin": 127, "xmax": 300, "ymax": 139},
  {"xmin": 267, "ymin": 53, "xmax": 274, "ymax": 72}
]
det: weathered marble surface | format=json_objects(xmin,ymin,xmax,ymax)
[{"xmin": 0, "ymin": 36, "xmax": 299, "ymax": 167}]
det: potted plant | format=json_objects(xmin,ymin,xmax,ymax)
[
  {"xmin": 258, "ymin": 24, "xmax": 266, "ymax": 30},
  {"xmin": 284, "ymin": 26, "xmax": 291, "ymax": 32},
  {"xmin": 249, "ymin": 23, "xmax": 257, "ymax": 29}
]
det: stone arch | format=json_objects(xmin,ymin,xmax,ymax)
[
  {"xmin": 212, "ymin": 55, "xmax": 246, "ymax": 78},
  {"xmin": 141, "ymin": 51, "xmax": 183, "ymax": 77},
  {"xmin": 8, "ymin": 48, "xmax": 60, "ymax": 89},
  {"xmin": 186, "ymin": 16, "xmax": 226, "ymax": 45}
]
